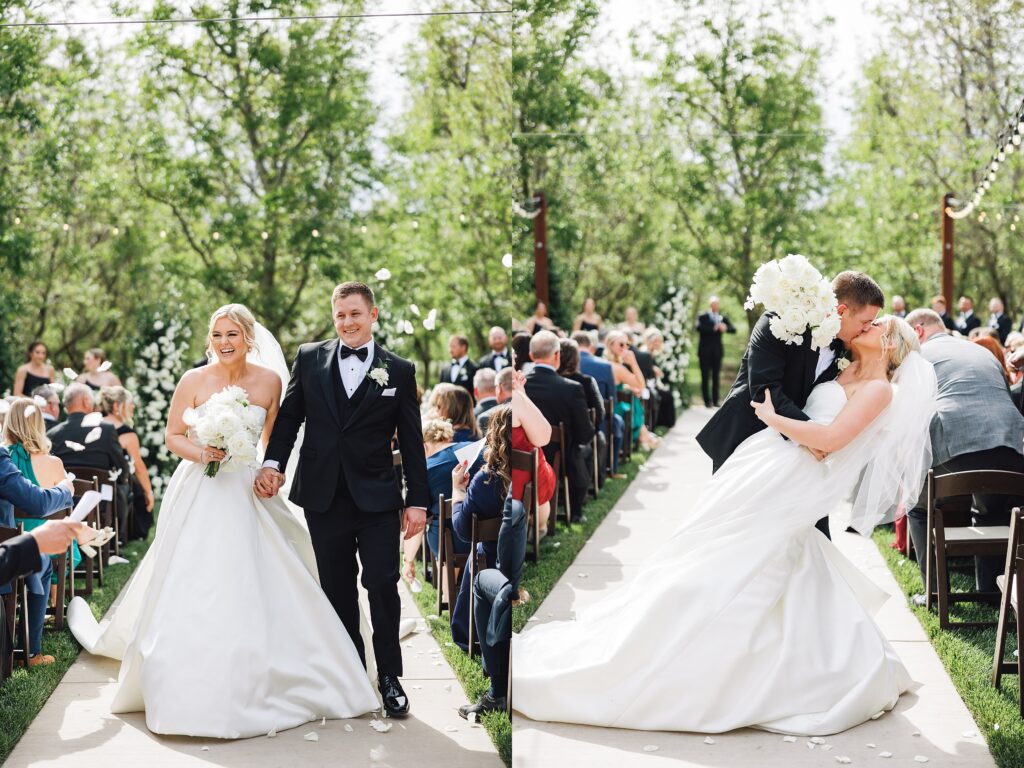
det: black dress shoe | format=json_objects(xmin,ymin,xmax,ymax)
[
  {"xmin": 459, "ymin": 692, "xmax": 506, "ymax": 720},
  {"xmin": 378, "ymin": 673, "xmax": 410, "ymax": 717}
]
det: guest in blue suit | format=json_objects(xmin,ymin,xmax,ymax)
[
  {"xmin": 450, "ymin": 404, "xmax": 510, "ymax": 651},
  {"xmin": 574, "ymin": 331, "xmax": 624, "ymax": 476}
]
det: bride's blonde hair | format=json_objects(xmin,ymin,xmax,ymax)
[
  {"xmin": 880, "ymin": 315, "xmax": 920, "ymax": 379},
  {"xmin": 207, "ymin": 304, "xmax": 258, "ymax": 360}
]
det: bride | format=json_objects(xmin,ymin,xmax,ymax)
[
  {"xmin": 513, "ymin": 315, "xmax": 937, "ymax": 735},
  {"xmin": 68, "ymin": 304, "xmax": 379, "ymax": 738}
]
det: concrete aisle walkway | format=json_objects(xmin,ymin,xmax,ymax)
[
  {"xmin": 6, "ymin": 582, "xmax": 501, "ymax": 768},
  {"xmin": 513, "ymin": 406, "xmax": 995, "ymax": 768}
]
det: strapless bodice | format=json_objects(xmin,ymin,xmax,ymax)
[{"xmin": 804, "ymin": 380, "xmax": 848, "ymax": 425}]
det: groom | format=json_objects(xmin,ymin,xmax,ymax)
[
  {"xmin": 255, "ymin": 281, "xmax": 429, "ymax": 717},
  {"xmin": 695, "ymin": 271, "xmax": 884, "ymax": 539}
]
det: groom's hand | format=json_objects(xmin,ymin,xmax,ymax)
[
  {"xmin": 255, "ymin": 467, "xmax": 285, "ymax": 498},
  {"xmin": 401, "ymin": 506, "xmax": 426, "ymax": 540}
]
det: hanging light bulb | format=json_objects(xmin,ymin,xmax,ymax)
[
  {"xmin": 999, "ymin": 149, "xmax": 1006, "ymax": 162},
  {"xmin": 1007, "ymin": 141, "xmax": 1016, "ymax": 155},
  {"xmin": 311, "ymin": 228, "xmax": 319, "ymax": 238},
  {"xmin": 13, "ymin": 216, "xmax": 20, "ymax": 225},
  {"xmin": 988, "ymin": 171, "xmax": 996, "ymax": 182},
  {"xmin": 1014, "ymin": 133, "xmax": 1022, "ymax": 146}
]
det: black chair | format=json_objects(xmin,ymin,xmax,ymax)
[
  {"xmin": 993, "ymin": 507, "xmax": 1024, "ymax": 716},
  {"xmin": 925, "ymin": 470, "xmax": 1024, "ymax": 630},
  {"xmin": 616, "ymin": 391, "xmax": 633, "ymax": 462},
  {"xmin": 436, "ymin": 495, "xmax": 468, "ymax": 617},
  {"xmin": 66, "ymin": 466, "xmax": 118, "ymax": 564},
  {"xmin": 545, "ymin": 424, "xmax": 571, "ymax": 531},
  {"xmin": 603, "ymin": 397, "xmax": 615, "ymax": 475},
  {"xmin": 15, "ymin": 506, "xmax": 73, "ymax": 631},
  {"xmin": 588, "ymin": 407, "xmax": 600, "ymax": 498},
  {"xmin": 0, "ymin": 524, "xmax": 31, "ymax": 678},
  {"xmin": 70, "ymin": 477, "xmax": 101, "ymax": 595},
  {"xmin": 512, "ymin": 449, "xmax": 540, "ymax": 562},
  {"xmin": 467, "ymin": 512, "xmax": 502, "ymax": 660}
]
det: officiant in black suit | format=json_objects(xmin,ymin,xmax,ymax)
[
  {"xmin": 257, "ymin": 281, "xmax": 429, "ymax": 718},
  {"xmin": 695, "ymin": 296, "xmax": 737, "ymax": 407},
  {"xmin": 440, "ymin": 334, "xmax": 478, "ymax": 400},
  {"xmin": 696, "ymin": 272, "xmax": 884, "ymax": 539}
]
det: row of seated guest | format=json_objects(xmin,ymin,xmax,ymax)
[{"xmin": 439, "ymin": 328, "xmax": 513, "ymax": 402}]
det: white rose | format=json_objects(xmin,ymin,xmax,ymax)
[
  {"xmin": 226, "ymin": 430, "xmax": 255, "ymax": 459},
  {"xmin": 780, "ymin": 307, "xmax": 807, "ymax": 335}
]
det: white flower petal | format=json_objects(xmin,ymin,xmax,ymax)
[
  {"xmin": 84, "ymin": 427, "xmax": 102, "ymax": 444},
  {"xmin": 375, "ymin": 268, "xmax": 392, "ymax": 281},
  {"xmin": 870, "ymin": 711, "xmax": 885, "ymax": 720},
  {"xmin": 369, "ymin": 719, "xmax": 392, "ymax": 733},
  {"xmin": 443, "ymin": 726, "xmax": 458, "ymax": 732},
  {"xmin": 879, "ymin": 751, "xmax": 893, "ymax": 758},
  {"xmin": 642, "ymin": 744, "xmax": 659, "ymax": 752},
  {"xmin": 344, "ymin": 724, "xmax": 354, "ymax": 732},
  {"xmin": 810, "ymin": 737, "xmax": 826, "ymax": 744},
  {"xmin": 267, "ymin": 728, "xmax": 277, "ymax": 738},
  {"xmin": 783, "ymin": 736, "xmax": 798, "ymax": 743},
  {"xmin": 303, "ymin": 732, "xmax": 319, "ymax": 741},
  {"xmin": 63, "ymin": 367, "xmax": 78, "ymax": 380},
  {"xmin": 835, "ymin": 758, "xmax": 851, "ymax": 765},
  {"xmin": 65, "ymin": 440, "xmax": 85, "ymax": 452},
  {"xmin": 962, "ymin": 730, "xmax": 977, "ymax": 738},
  {"xmin": 370, "ymin": 745, "xmax": 388, "ymax": 762},
  {"xmin": 914, "ymin": 758, "xmax": 929, "ymax": 764},
  {"xmin": 97, "ymin": 361, "xmax": 113, "ymax": 372},
  {"xmin": 704, "ymin": 737, "xmax": 715, "ymax": 745},
  {"xmin": 32, "ymin": 395, "xmax": 47, "ymax": 408},
  {"xmin": 24, "ymin": 405, "xmax": 36, "ymax": 418},
  {"xmin": 82, "ymin": 412, "xmax": 103, "ymax": 427}
]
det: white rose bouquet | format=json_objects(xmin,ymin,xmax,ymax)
[
  {"xmin": 744, "ymin": 254, "xmax": 839, "ymax": 350},
  {"xmin": 183, "ymin": 386, "xmax": 262, "ymax": 477}
]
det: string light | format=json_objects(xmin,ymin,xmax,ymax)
[{"xmin": 947, "ymin": 96, "xmax": 1024, "ymax": 219}]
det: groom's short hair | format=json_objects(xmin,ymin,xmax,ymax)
[
  {"xmin": 832, "ymin": 271, "xmax": 884, "ymax": 309},
  {"xmin": 332, "ymin": 281, "xmax": 375, "ymax": 308}
]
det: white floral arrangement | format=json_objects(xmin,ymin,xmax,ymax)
[
  {"xmin": 653, "ymin": 280, "xmax": 693, "ymax": 408},
  {"xmin": 183, "ymin": 386, "xmax": 263, "ymax": 477},
  {"xmin": 126, "ymin": 306, "xmax": 193, "ymax": 498},
  {"xmin": 743, "ymin": 254, "xmax": 838, "ymax": 350}
]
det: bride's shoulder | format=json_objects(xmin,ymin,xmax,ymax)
[{"xmin": 854, "ymin": 378, "xmax": 893, "ymax": 405}]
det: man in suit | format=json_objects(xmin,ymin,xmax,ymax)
[
  {"xmin": 904, "ymin": 309, "xmax": 1024, "ymax": 601},
  {"xmin": 891, "ymin": 295, "xmax": 907, "ymax": 318},
  {"xmin": 695, "ymin": 296, "xmax": 737, "ymax": 407},
  {"xmin": 697, "ymin": 271, "xmax": 884, "ymax": 539},
  {"xmin": 31, "ymin": 385, "xmax": 60, "ymax": 427},
  {"xmin": 524, "ymin": 331, "xmax": 596, "ymax": 521},
  {"xmin": 988, "ymin": 297, "xmax": 1012, "ymax": 344},
  {"xmin": 476, "ymin": 327, "xmax": 511, "ymax": 371},
  {"xmin": 49, "ymin": 383, "xmax": 130, "ymax": 483},
  {"xmin": 473, "ymin": 368, "xmax": 498, "ymax": 418},
  {"xmin": 931, "ymin": 295, "xmax": 958, "ymax": 332},
  {"xmin": 574, "ymin": 331, "xmax": 624, "ymax": 476},
  {"xmin": 257, "ymin": 281, "xmax": 429, "ymax": 718},
  {"xmin": 479, "ymin": 367, "xmax": 513, "ymax": 432},
  {"xmin": 440, "ymin": 335, "xmax": 478, "ymax": 400},
  {"xmin": 956, "ymin": 295, "xmax": 981, "ymax": 335}
]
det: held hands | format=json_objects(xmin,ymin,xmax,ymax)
[
  {"xmin": 254, "ymin": 467, "xmax": 285, "ymax": 498},
  {"xmin": 402, "ymin": 506, "xmax": 426, "ymax": 541}
]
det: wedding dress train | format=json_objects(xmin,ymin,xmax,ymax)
[
  {"xmin": 68, "ymin": 403, "xmax": 379, "ymax": 738},
  {"xmin": 513, "ymin": 381, "xmax": 912, "ymax": 735}
]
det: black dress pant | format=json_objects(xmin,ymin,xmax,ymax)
[
  {"xmin": 907, "ymin": 446, "xmax": 1024, "ymax": 592},
  {"xmin": 699, "ymin": 353, "xmax": 722, "ymax": 406},
  {"xmin": 305, "ymin": 479, "xmax": 403, "ymax": 677}
]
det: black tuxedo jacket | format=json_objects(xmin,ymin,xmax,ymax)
[
  {"xmin": 48, "ymin": 413, "xmax": 130, "ymax": 482},
  {"xmin": 440, "ymin": 359, "xmax": 478, "ymax": 399},
  {"xmin": 266, "ymin": 339, "xmax": 429, "ymax": 514},
  {"xmin": 991, "ymin": 313, "xmax": 1012, "ymax": 344},
  {"xmin": 696, "ymin": 312, "xmax": 737, "ymax": 360},
  {"xmin": 695, "ymin": 313, "xmax": 842, "ymax": 470},
  {"xmin": 476, "ymin": 350, "xmax": 511, "ymax": 371},
  {"xmin": 957, "ymin": 312, "xmax": 981, "ymax": 335},
  {"xmin": 524, "ymin": 366, "xmax": 595, "ymax": 489}
]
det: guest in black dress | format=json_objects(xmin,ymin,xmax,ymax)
[
  {"xmin": 99, "ymin": 386, "xmax": 155, "ymax": 541},
  {"xmin": 13, "ymin": 340, "xmax": 55, "ymax": 397},
  {"xmin": 76, "ymin": 347, "xmax": 121, "ymax": 391},
  {"xmin": 572, "ymin": 297, "xmax": 603, "ymax": 334}
]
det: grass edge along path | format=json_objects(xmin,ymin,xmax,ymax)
[
  {"xmin": 872, "ymin": 526, "xmax": 1023, "ymax": 768},
  {"xmin": 0, "ymin": 532, "xmax": 154, "ymax": 763}
]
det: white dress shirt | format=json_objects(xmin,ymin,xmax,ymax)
[
  {"xmin": 814, "ymin": 346, "xmax": 836, "ymax": 380},
  {"xmin": 449, "ymin": 355, "xmax": 469, "ymax": 383},
  {"xmin": 339, "ymin": 339, "xmax": 375, "ymax": 397}
]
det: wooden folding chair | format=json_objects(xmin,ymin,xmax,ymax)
[
  {"xmin": 588, "ymin": 407, "xmax": 600, "ymax": 498},
  {"xmin": 545, "ymin": 423, "xmax": 571, "ymax": 530},
  {"xmin": 0, "ymin": 524, "xmax": 31, "ymax": 678},
  {"xmin": 436, "ymin": 496, "xmax": 468, "ymax": 617},
  {"xmin": 14, "ymin": 506, "xmax": 73, "ymax": 631},
  {"xmin": 603, "ymin": 397, "xmax": 615, "ymax": 474},
  {"xmin": 66, "ymin": 467, "xmax": 116, "ymax": 565},
  {"xmin": 467, "ymin": 512, "xmax": 503, "ymax": 659},
  {"xmin": 512, "ymin": 448, "xmax": 540, "ymax": 561},
  {"xmin": 70, "ymin": 477, "xmax": 101, "ymax": 595},
  {"xmin": 993, "ymin": 507, "xmax": 1024, "ymax": 716},
  {"xmin": 925, "ymin": 470, "xmax": 1024, "ymax": 630},
  {"xmin": 616, "ymin": 391, "xmax": 633, "ymax": 462}
]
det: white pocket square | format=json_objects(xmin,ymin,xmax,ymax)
[{"xmin": 382, "ymin": 387, "xmax": 397, "ymax": 397}]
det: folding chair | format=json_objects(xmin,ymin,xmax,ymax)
[
  {"xmin": 14, "ymin": 506, "xmax": 73, "ymax": 631},
  {"xmin": 467, "ymin": 512, "xmax": 502, "ymax": 659},
  {"xmin": 436, "ymin": 496, "xmax": 468, "ymax": 617},
  {"xmin": 993, "ymin": 507, "xmax": 1024, "ymax": 717},
  {"xmin": 70, "ymin": 477, "xmax": 101, "ymax": 595},
  {"xmin": 545, "ymin": 424, "xmax": 571, "ymax": 530},
  {"xmin": 0, "ymin": 524, "xmax": 31, "ymax": 678},
  {"xmin": 616, "ymin": 391, "xmax": 633, "ymax": 462},
  {"xmin": 512, "ymin": 449, "xmax": 540, "ymax": 561}
]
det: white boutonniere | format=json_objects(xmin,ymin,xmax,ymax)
[
  {"xmin": 837, "ymin": 358, "xmax": 850, "ymax": 372},
  {"xmin": 368, "ymin": 361, "xmax": 389, "ymax": 388}
]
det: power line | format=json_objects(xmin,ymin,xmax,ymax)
[{"xmin": 0, "ymin": 9, "xmax": 511, "ymax": 30}]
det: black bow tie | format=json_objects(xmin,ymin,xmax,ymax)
[{"xmin": 340, "ymin": 345, "xmax": 368, "ymax": 361}]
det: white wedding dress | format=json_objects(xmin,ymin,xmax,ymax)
[
  {"xmin": 67, "ymin": 401, "xmax": 379, "ymax": 738},
  {"xmin": 513, "ymin": 380, "xmax": 915, "ymax": 735}
]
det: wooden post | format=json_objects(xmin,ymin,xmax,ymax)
[
  {"xmin": 533, "ymin": 191, "xmax": 549, "ymax": 306},
  {"xmin": 942, "ymin": 192, "xmax": 955, "ymax": 308}
]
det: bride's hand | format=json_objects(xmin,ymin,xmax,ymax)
[
  {"xmin": 750, "ymin": 389, "xmax": 776, "ymax": 424},
  {"xmin": 199, "ymin": 446, "xmax": 226, "ymax": 464}
]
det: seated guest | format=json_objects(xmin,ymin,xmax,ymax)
[
  {"xmin": 511, "ymin": 368, "xmax": 555, "ymax": 531},
  {"xmin": 4, "ymin": 398, "xmax": 78, "ymax": 665},
  {"xmin": 13, "ymin": 340, "xmax": 55, "ymax": 397},
  {"xmin": 49, "ymin": 383, "xmax": 130, "ymax": 482},
  {"xmin": 989, "ymin": 297, "xmax": 1012, "ymax": 344},
  {"xmin": 642, "ymin": 328, "xmax": 676, "ymax": 429},
  {"xmin": 969, "ymin": 326, "xmax": 998, "ymax": 341},
  {"xmin": 973, "ymin": 335, "xmax": 1012, "ymax": 385},
  {"xmin": 891, "ymin": 295, "xmax": 907, "ymax": 318},
  {"xmin": 956, "ymin": 295, "xmax": 981, "ymax": 336},
  {"xmin": 417, "ymin": 418, "xmax": 481, "ymax": 564},
  {"xmin": 440, "ymin": 334, "xmax": 478, "ymax": 399},
  {"xmin": 604, "ymin": 330, "xmax": 659, "ymax": 450},
  {"xmin": 524, "ymin": 301, "xmax": 556, "ymax": 335},
  {"xmin": 75, "ymin": 347, "xmax": 121, "ymax": 391},
  {"xmin": 930, "ymin": 295, "xmax": 957, "ymax": 331},
  {"xmin": 460, "ymin": 493, "xmax": 524, "ymax": 719},
  {"xmin": 451, "ymin": 405, "xmax": 511, "ymax": 650},
  {"xmin": 618, "ymin": 306, "xmax": 646, "ymax": 336},
  {"xmin": 558, "ymin": 339, "xmax": 605, "ymax": 487},
  {"xmin": 480, "ymin": 367, "xmax": 514, "ymax": 432},
  {"xmin": 572, "ymin": 297, "xmax": 603, "ymax": 333},
  {"xmin": 477, "ymin": 327, "xmax": 511, "ymax": 371},
  {"xmin": 473, "ymin": 369, "xmax": 498, "ymax": 418},
  {"xmin": 511, "ymin": 332, "xmax": 533, "ymax": 373},
  {"xmin": 31, "ymin": 385, "xmax": 61, "ymax": 428},
  {"xmin": 525, "ymin": 331, "xmax": 595, "ymax": 522},
  {"xmin": 575, "ymin": 331, "xmax": 624, "ymax": 477},
  {"xmin": 430, "ymin": 384, "xmax": 480, "ymax": 442},
  {"xmin": 904, "ymin": 309, "xmax": 1024, "ymax": 602},
  {"xmin": 99, "ymin": 386, "xmax": 155, "ymax": 541}
]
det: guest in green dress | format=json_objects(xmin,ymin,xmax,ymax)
[{"xmin": 603, "ymin": 330, "xmax": 660, "ymax": 450}]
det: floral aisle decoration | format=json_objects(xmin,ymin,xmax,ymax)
[{"xmin": 653, "ymin": 280, "xmax": 694, "ymax": 409}]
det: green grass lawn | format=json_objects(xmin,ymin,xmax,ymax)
[
  {"xmin": 0, "ymin": 532, "xmax": 154, "ymax": 763},
  {"xmin": 872, "ymin": 525, "xmax": 1024, "ymax": 768}
]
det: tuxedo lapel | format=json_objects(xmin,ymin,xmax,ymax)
[
  {"xmin": 343, "ymin": 343, "xmax": 387, "ymax": 431},
  {"xmin": 319, "ymin": 338, "xmax": 343, "ymax": 428}
]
